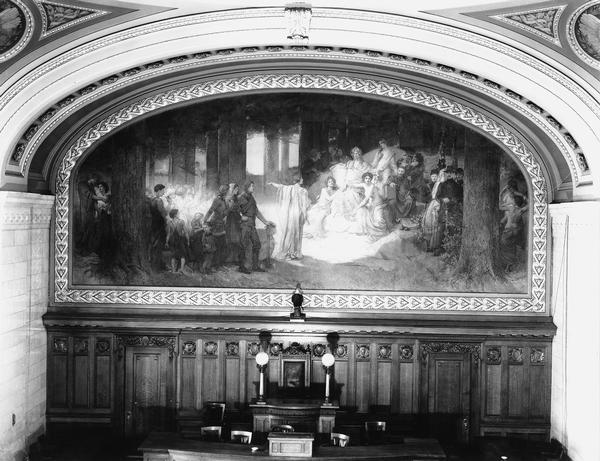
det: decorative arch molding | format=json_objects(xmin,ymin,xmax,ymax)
[
  {"xmin": 9, "ymin": 46, "xmax": 586, "ymax": 192},
  {"xmin": 53, "ymin": 73, "xmax": 548, "ymax": 313},
  {"xmin": 0, "ymin": 8, "xmax": 600, "ymax": 192}
]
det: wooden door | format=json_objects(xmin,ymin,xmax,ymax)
[
  {"xmin": 423, "ymin": 352, "xmax": 472, "ymax": 443},
  {"xmin": 125, "ymin": 348, "xmax": 170, "ymax": 437}
]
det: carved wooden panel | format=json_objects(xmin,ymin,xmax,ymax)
[
  {"xmin": 49, "ymin": 341, "xmax": 69, "ymax": 408},
  {"xmin": 125, "ymin": 349, "xmax": 170, "ymax": 436}
]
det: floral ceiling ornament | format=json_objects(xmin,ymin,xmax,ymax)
[
  {"xmin": 493, "ymin": 5, "xmax": 566, "ymax": 46},
  {"xmin": 284, "ymin": 2, "xmax": 311, "ymax": 44},
  {"xmin": 36, "ymin": 0, "xmax": 108, "ymax": 38},
  {"xmin": 568, "ymin": 0, "xmax": 600, "ymax": 70}
]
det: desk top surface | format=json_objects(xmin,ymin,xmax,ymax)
[
  {"xmin": 250, "ymin": 398, "xmax": 339, "ymax": 410},
  {"xmin": 140, "ymin": 432, "xmax": 446, "ymax": 460}
]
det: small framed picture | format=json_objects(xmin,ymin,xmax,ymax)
[{"xmin": 280, "ymin": 358, "xmax": 309, "ymax": 390}]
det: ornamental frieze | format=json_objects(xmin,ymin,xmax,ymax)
[{"xmin": 116, "ymin": 335, "xmax": 176, "ymax": 359}]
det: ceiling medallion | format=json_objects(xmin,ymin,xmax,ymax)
[
  {"xmin": 492, "ymin": 5, "xmax": 566, "ymax": 46},
  {"xmin": 0, "ymin": 0, "xmax": 33, "ymax": 62},
  {"xmin": 568, "ymin": 0, "xmax": 600, "ymax": 69}
]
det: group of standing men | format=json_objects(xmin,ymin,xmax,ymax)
[{"xmin": 149, "ymin": 181, "xmax": 274, "ymax": 275}]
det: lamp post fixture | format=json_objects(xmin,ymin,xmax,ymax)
[
  {"xmin": 255, "ymin": 351, "xmax": 269, "ymax": 404},
  {"xmin": 321, "ymin": 352, "xmax": 335, "ymax": 405}
]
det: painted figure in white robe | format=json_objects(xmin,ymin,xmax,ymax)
[
  {"xmin": 354, "ymin": 172, "xmax": 390, "ymax": 240},
  {"xmin": 328, "ymin": 147, "xmax": 372, "ymax": 232},
  {"xmin": 371, "ymin": 138, "xmax": 396, "ymax": 185},
  {"xmin": 305, "ymin": 176, "xmax": 339, "ymax": 238},
  {"xmin": 268, "ymin": 177, "xmax": 310, "ymax": 260}
]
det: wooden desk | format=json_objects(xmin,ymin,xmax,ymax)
[
  {"xmin": 250, "ymin": 399, "xmax": 338, "ymax": 433},
  {"xmin": 140, "ymin": 432, "xmax": 447, "ymax": 460}
]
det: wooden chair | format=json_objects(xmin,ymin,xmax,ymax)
[
  {"xmin": 204, "ymin": 402, "xmax": 226, "ymax": 424},
  {"xmin": 364, "ymin": 421, "xmax": 386, "ymax": 445},
  {"xmin": 200, "ymin": 425, "xmax": 222, "ymax": 441},
  {"xmin": 230, "ymin": 430, "xmax": 253, "ymax": 444},
  {"xmin": 271, "ymin": 424, "xmax": 295, "ymax": 433},
  {"xmin": 330, "ymin": 432, "xmax": 350, "ymax": 447}
]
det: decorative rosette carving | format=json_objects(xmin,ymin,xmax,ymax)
[
  {"xmin": 182, "ymin": 341, "xmax": 196, "ymax": 356},
  {"xmin": 226, "ymin": 342, "xmax": 239, "ymax": 356}
]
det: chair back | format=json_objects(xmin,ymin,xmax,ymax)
[
  {"xmin": 364, "ymin": 421, "xmax": 386, "ymax": 445},
  {"xmin": 200, "ymin": 425, "xmax": 222, "ymax": 441},
  {"xmin": 364, "ymin": 421, "xmax": 386, "ymax": 432},
  {"xmin": 330, "ymin": 432, "xmax": 350, "ymax": 447},
  {"xmin": 271, "ymin": 424, "xmax": 294, "ymax": 433},
  {"xmin": 205, "ymin": 402, "xmax": 226, "ymax": 424},
  {"xmin": 230, "ymin": 430, "xmax": 253, "ymax": 444}
]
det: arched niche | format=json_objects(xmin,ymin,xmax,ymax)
[
  {"xmin": 52, "ymin": 74, "xmax": 548, "ymax": 314},
  {"xmin": 1, "ymin": 7, "xmax": 597, "ymax": 199}
]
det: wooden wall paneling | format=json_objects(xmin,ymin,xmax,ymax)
[
  {"xmin": 180, "ymin": 339, "xmax": 196, "ymax": 411},
  {"xmin": 94, "ymin": 336, "xmax": 112, "ymax": 409},
  {"xmin": 484, "ymin": 346, "xmax": 502, "ymax": 417},
  {"xmin": 218, "ymin": 339, "xmax": 226, "ymax": 402},
  {"xmin": 369, "ymin": 343, "xmax": 378, "ymax": 409},
  {"xmin": 500, "ymin": 345, "xmax": 509, "ymax": 418},
  {"xmin": 201, "ymin": 340, "xmax": 219, "ymax": 403},
  {"xmin": 528, "ymin": 345, "xmax": 549, "ymax": 420},
  {"xmin": 268, "ymin": 349, "xmax": 279, "ymax": 397},
  {"xmin": 225, "ymin": 341, "xmax": 240, "ymax": 408},
  {"xmin": 49, "ymin": 335, "xmax": 69, "ymax": 409},
  {"xmin": 507, "ymin": 346, "xmax": 526, "ymax": 417},
  {"xmin": 73, "ymin": 336, "xmax": 90, "ymax": 408},
  {"xmin": 175, "ymin": 335, "xmax": 181, "ymax": 413},
  {"xmin": 346, "ymin": 341, "xmax": 356, "ymax": 409},
  {"xmin": 355, "ymin": 343, "xmax": 371, "ymax": 412},
  {"xmin": 311, "ymin": 358, "xmax": 325, "ymax": 386},
  {"xmin": 430, "ymin": 355, "xmax": 463, "ymax": 414},
  {"xmin": 390, "ymin": 343, "xmax": 400, "ymax": 413},
  {"xmin": 334, "ymin": 347, "xmax": 348, "ymax": 407},
  {"xmin": 238, "ymin": 340, "xmax": 247, "ymax": 406},
  {"xmin": 195, "ymin": 339, "xmax": 203, "ymax": 410},
  {"xmin": 470, "ymin": 348, "xmax": 481, "ymax": 442},
  {"xmin": 398, "ymin": 343, "xmax": 416, "ymax": 414},
  {"xmin": 376, "ymin": 343, "xmax": 392, "ymax": 407},
  {"xmin": 247, "ymin": 356, "xmax": 258, "ymax": 403}
]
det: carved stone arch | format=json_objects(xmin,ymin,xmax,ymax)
[
  {"xmin": 2, "ymin": 7, "xmax": 598, "ymax": 196},
  {"xmin": 11, "ymin": 47, "xmax": 581, "ymax": 198},
  {"xmin": 52, "ymin": 72, "xmax": 549, "ymax": 313}
]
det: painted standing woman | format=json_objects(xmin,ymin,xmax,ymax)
[
  {"xmin": 269, "ymin": 176, "xmax": 310, "ymax": 260},
  {"xmin": 306, "ymin": 176, "xmax": 338, "ymax": 238}
]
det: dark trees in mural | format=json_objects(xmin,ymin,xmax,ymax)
[
  {"xmin": 110, "ymin": 129, "xmax": 151, "ymax": 283},
  {"xmin": 455, "ymin": 137, "xmax": 502, "ymax": 288},
  {"xmin": 72, "ymin": 93, "xmax": 530, "ymax": 294}
]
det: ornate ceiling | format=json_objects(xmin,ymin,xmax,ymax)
[{"xmin": 1, "ymin": 0, "xmax": 599, "ymax": 198}]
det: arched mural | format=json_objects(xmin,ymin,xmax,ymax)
[
  {"xmin": 72, "ymin": 93, "xmax": 529, "ymax": 295},
  {"xmin": 0, "ymin": 0, "xmax": 25, "ymax": 56},
  {"xmin": 54, "ymin": 74, "xmax": 548, "ymax": 312}
]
